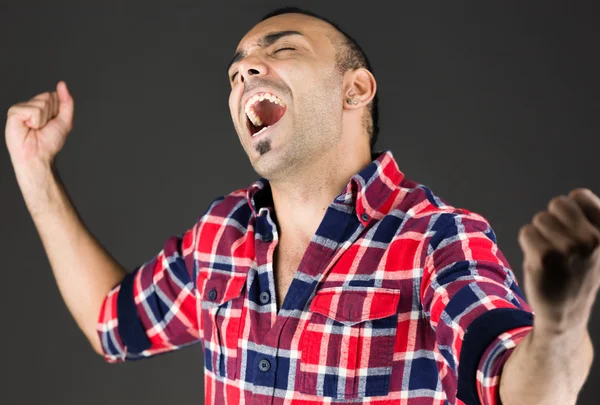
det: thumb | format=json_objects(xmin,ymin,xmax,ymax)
[{"xmin": 56, "ymin": 80, "xmax": 74, "ymax": 129}]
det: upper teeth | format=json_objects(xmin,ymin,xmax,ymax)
[{"xmin": 244, "ymin": 92, "xmax": 285, "ymax": 127}]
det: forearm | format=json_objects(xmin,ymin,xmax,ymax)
[
  {"xmin": 499, "ymin": 327, "xmax": 594, "ymax": 405},
  {"xmin": 17, "ymin": 164, "xmax": 126, "ymax": 354}
]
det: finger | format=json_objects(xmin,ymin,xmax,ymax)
[
  {"xmin": 45, "ymin": 91, "xmax": 57, "ymax": 121},
  {"xmin": 32, "ymin": 99, "xmax": 49, "ymax": 127},
  {"xmin": 8, "ymin": 100, "xmax": 52, "ymax": 129},
  {"xmin": 532, "ymin": 212, "xmax": 576, "ymax": 256},
  {"xmin": 547, "ymin": 196, "xmax": 578, "ymax": 230},
  {"xmin": 52, "ymin": 91, "xmax": 59, "ymax": 117},
  {"xmin": 24, "ymin": 99, "xmax": 47, "ymax": 109},
  {"xmin": 24, "ymin": 98, "xmax": 53, "ymax": 126},
  {"xmin": 518, "ymin": 223, "xmax": 553, "ymax": 267},
  {"xmin": 548, "ymin": 195, "xmax": 600, "ymax": 253},
  {"xmin": 32, "ymin": 92, "xmax": 56, "ymax": 121},
  {"xmin": 8, "ymin": 104, "xmax": 45, "ymax": 129},
  {"xmin": 31, "ymin": 91, "xmax": 52, "ymax": 102},
  {"xmin": 43, "ymin": 91, "xmax": 53, "ymax": 120},
  {"xmin": 31, "ymin": 92, "xmax": 52, "ymax": 123},
  {"xmin": 56, "ymin": 81, "xmax": 74, "ymax": 130},
  {"xmin": 569, "ymin": 189, "xmax": 600, "ymax": 229}
]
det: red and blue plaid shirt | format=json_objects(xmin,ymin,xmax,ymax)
[{"xmin": 98, "ymin": 150, "xmax": 534, "ymax": 404}]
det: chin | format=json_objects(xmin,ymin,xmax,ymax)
[
  {"xmin": 250, "ymin": 149, "xmax": 280, "ymax": 179},
  {"xmin": 249, "ymin": 143, "xmax": 293, "ymax": 180}
]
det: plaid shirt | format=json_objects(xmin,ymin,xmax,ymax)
[{"xmin": 98, "ymin": 150, "xmax": 534, "ymax": 405}]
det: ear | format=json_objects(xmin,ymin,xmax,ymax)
[{"xmin": 343, "ymin": 68, "xmax": 377, "ymax": 110}]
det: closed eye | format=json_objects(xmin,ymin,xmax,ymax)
[
  {"xmin": 274, "ymin": 47, "xmax": 295, "ymax": 53},
  {"xmin": 229, "ymin": 47, "xmax": 296, "ymax": 81}
]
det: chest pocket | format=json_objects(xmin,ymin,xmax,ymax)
[
  {"xmin": 298, "ymin": 286, "xmax": 401, "ymax": 400},
  {"xmin": 201, "ymin": 271, "xmax": 248, "ymax": 380}
]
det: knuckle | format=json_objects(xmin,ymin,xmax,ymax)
[
  {"xmin": 532, "ymin": 211, "xmax": 548, "ymax": 227},
  {"xmin": 519, "ymin": 223, "xmax": 531, "ymax": 235},
  {"xmin": 519, "ymin": 224, "xmax": 535, "ymax": 240},
  {"xmin": 547, "ymin": 195, "xmax": 567, "ymax": 212},
  {"xmin": 7, "ymin": 103, "xmax": 24, "ymax": 114},
  {"xmin": 569, "ymin": 188, "xmax": 592, "ymax": 199}
]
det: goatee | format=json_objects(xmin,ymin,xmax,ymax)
[{"xmin": 256, "ymin": 139, "xmax": 272, "ymax": 155}]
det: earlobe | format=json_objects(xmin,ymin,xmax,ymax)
[{"xmin": 343, "ymin": 68, "xmax": 377, "ymax": 108}]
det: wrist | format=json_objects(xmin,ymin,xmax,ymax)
[
  {"xmin": 14, "ymin": 161, "xmax": 65, "ymax": 218},
  {"xmin": 531, "ymin": 320, "xmax": 590, "ymax": 349}
]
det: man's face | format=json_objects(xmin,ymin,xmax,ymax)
[{"xmin": 228, "ymin": 13, "xmax": 345, "ymax": 180}]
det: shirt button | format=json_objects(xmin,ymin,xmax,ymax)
[
  {"xmin": 263, "ymin": 233, "xmax": 273, "ymax": 242},
  {"xmin": 361, "ymin": 212, "xmax": 370, "ymax": 221},
  {"xmin": 259, "ymin": 291, "xmax": 270, "ymax": 304},
  {"xmin": 208, "ymin": 288, "xmax": 217, "ymax": 301},
  {"xmin": 259, "ymin": 359, "xmax": 271, "ymax": 372}
]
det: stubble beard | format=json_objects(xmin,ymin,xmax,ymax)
[
  {"xmin": 251, "ymin": 70, "xmax": 343, "ymax": 181},
  {"xmin": 250, "ymin": 126, "xmax": 303, "ymax": 181},
  {"xmin": 251, "ymin": 114, "xmax": 339, "ymax": 183}
]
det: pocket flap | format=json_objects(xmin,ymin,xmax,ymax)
[
  {"xmin": 203, "ymin": 271, "xmax": 248, "ymax": 305},
  {"xmin": 309, "ymin": 287, "xmax": 401, "ymax": 326}
]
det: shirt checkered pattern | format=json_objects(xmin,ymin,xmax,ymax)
[{"xmin": 97, "ymin": 150, "xmax": 534, "ymax": 405}]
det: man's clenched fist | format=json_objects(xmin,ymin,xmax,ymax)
[
  {"xmin": 519, "ymin": 188, "xmax": 600, "ymax": 334},
  {"xmin": 5, "ymin": 81, "xmax": 74, "ymax": 170}
]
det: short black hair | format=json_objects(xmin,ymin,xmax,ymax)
[{"xmin": 260, "ymin": 7, "xmax": 380, "ymax": 150}]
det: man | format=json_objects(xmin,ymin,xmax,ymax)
[{"xmin": 5, "ymin": 7, "xmax": 598, "ymax": 405}]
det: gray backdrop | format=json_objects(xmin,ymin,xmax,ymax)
[{"xmin": 1, "ymin": 1, "xmax": 598, "ymax": 404}]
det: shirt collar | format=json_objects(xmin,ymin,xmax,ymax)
[{"xmin": 246, "ymin": 150, "xmax": 404, "ymax": 222}]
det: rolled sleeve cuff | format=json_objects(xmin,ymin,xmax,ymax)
[
  {"xmin": 476, "ymin": 325, "xmax": 533, "ymax": 405},
  {"xmin": 457, "ymin": 308, "xmax": 534, "ymax": 405},
  {"xmin": 116, "ymin": 270, "xmax": 151, "ymax": 354},
  {"xmin": 96, "ymin": 283, "xmax": 127, "ymax": 363},
  {"xmin": 97, "ymin": 268, "xmax": 151, "ymax": 363}
]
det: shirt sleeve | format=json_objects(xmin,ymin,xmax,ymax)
[
  {"xmin": 420, "ymin": 211, "xmax": 534, "ymax": 405},
  {"xmin": 96, "ymin": 224, "xmax": 201, "ymax": 363},
  {"xmin": 475, "ymin": 325, "xmax": 533, "ymax": 405}
]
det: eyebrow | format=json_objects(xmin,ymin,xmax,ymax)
[{"xmin": 227, "ymin": 30, "xmax": 304, "ymax": 73}]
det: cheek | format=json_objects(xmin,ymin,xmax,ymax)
[
  {"xmin": 228, "ymin": 85, "xmax": 243, "ymax": 118},
  {"xmin": 228, "ymin": 93, "xmax": 236, "ymax": 118},
  {"xmin": 294, "ymin": 66, "xmax": 339, "ymax": 101}
]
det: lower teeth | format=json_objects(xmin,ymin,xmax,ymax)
[{"xmin": 253, "ymin": 126, "xmax": 269, "ymax": 137}]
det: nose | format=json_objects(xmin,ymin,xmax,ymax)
[{"xmin": 237, "ymin": 55, "xmax": 267, "ymax": 83}]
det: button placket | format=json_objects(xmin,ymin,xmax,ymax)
[{"xmin": 255, "ymin": 209, "xmax": 279, "ymax": 320}]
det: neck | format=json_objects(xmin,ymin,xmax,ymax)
[{"xmin": 269, "ymin": 141, "xmax": 372, "ymax": 244}]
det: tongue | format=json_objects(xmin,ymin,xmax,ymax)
[{"xmin": 254, "ymin": 100, "xmax": 286, "ymax": 126}]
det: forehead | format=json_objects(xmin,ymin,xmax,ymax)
[{"xmin": 236, "ymin": 13, "xmax": 337, "ymax": 51}]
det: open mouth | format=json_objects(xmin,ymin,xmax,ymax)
[{"xmin": 244, "ymin": 92, "xmax": 287, "ymax": 137}]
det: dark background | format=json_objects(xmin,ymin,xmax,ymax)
[{"xmin": 1, "ymin": 1, "xmax": 598, "ymax": 403}]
